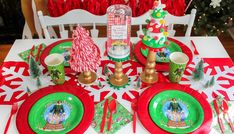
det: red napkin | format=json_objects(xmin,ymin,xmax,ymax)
[
  {"xmin": 82, "ymin": 0, "xmax": 89, "ymax": 10},
  {"xmin": 172, "ymin": 0, "xmax": 185, "ymax": 16},
  {"xmin": 64, "ymin": 0, "xmax": 73, "ymax": 13},
  {"xmin": 57, "ymin": 0, "xmax": 65, "ymax": 16},
  {"xmin": 110, "ymin": 0, "xmax": 126, "ymax": 5},
  {"xmin": 47, "ymin": 0, "xmax": 58, "ymax": 17},
  {"xmin": 99, "ymin": 0, "xmax": 109, "ymax": 15},
  {"xmin": 87, "ymin": 0, "xmax": 95, "ymax": 14},
  {"xmin": 163, "ymin": 0, "xmax": 185, "ymax": 16},
  {"xmin": 72, "ymin": 0, "xmax": 82, "ymax": 9},
  {"xmin": 137, "ymin": 0, "xmax": 149, "ymax": 16},
  {"xmin": 127, "ymin": 0, "xmax": 137, "ymax": 17}
]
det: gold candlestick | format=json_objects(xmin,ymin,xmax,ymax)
[
  {"xmin": 78, "ymin": 71, "xmax": 97, "ymax": 84},
  {"xmin": 140, "ymin": 50, "xmax": 158, "ymax": 84},
  {"xmin": 109, "ymin": 62, "xmax": 128, "ymax": 86}
]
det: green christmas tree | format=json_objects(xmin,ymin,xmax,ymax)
[
  {"xmin": 136, "ymin": 77, "xmax": 141, "ymax": 88},
  {"xmin": 26, "ymin": 86, "xmax": 32, "ymax": 94},
  {"xmin": 205, "ymin": 80, "xmax": 210, "ymax": 88},
  {"xmin": 104, "ymin": 64, "xmax": 110, "ymax": 76},
  {"xmin": 186, "ymin": 0, "xmax": 234, "ymax": 35},
  {"xmin": 209, "ymin": 76, "xmax": 215, "ymax": 87},
  {"xmin": 98, "ymin": 81, "xmax": 102, "ymax": 88},
  {"xmin": 29, "ymin": 56, "xmax": 41, "ymax": 87},
  {"xmin": 193, "ymin": 60, "xmax": 204, "ymax": 81}
]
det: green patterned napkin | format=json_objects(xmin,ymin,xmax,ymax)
[
  {"xmin": 210, "ymin": 101, "xmax": 233, "ymax": 133},
  {"xmin": 18, "ymin": 43, "xmax": 46, "ymax": 63},
  {"xmin": 92, "ymin": 98, "xmax": 132, "ymax": 134}
]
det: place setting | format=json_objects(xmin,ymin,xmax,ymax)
[{"xmin": 1, "ymin": 0, "xmax": 234, "ymax": 134}]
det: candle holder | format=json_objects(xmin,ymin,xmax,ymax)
[{"xmin": 106, "ymin": 5, "xmax": 131, "ymax": 88}]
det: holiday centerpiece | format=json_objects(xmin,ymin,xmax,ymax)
[
  {"xmin": 139, "ymin": 0, "xmax": 170, "ymax": 84},
  {"xmin": 106, "ymin": 4, "xmax": 132, "ymax": 88},
  {"xmin": 69, "ymin": 25, "xmax": 101, "ymax": 84}
]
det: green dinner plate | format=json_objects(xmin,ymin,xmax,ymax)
[
  {"xmin": 149, "ymin": 90, "xmax": 204, "ymax": 133},
  {"xmin": 141, "ymin": 41, "xmax": 182, "ymax": 63},
  {"xmin": 28, "ymin": 92, "xmax": 84, "ymax": 134},
  {"xmin": 49, "ymin": 41, "xmax": 72, "ymax": 67}
]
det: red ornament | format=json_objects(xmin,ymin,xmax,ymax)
[
  {"xmin": 165, "ymin": 41, "xmax": 170, "ymax": 45},
  {"xmin": 153, "ymin": 36, "xmax": 158, "ymax": 40},
  {"xmin": 139, "ymin": 35, "xmax": 144, "ymax": 39}
]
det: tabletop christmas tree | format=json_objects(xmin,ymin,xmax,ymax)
[
  {"xmin": 69, "ymin": 25, "xmax": 101, "ymax": 84},
  {"xmin": 139, "ymin": 0, "xmax": 170, "ymax": 84},
  {"xmin": 29, "ymin": 56, "xmax": 42, "ymax": 87},
  {"xmin": 193, "ymin": 59, "xmax": 204, "ymax": 81}
]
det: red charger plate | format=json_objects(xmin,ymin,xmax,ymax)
[
  {"xmin": 137, "ymin": 83, "xmax": 212, "ymax": 134},
  {"xmin": 16, "ymin": 85, "xmax": 94, "ymax": 134},
  {"xmin": 134, "ymin": 37, "xmax": 193, "ymax": 72},
  {"xmin": 40, "ymin": 39, "xmax": 100, "ymax": 74}
]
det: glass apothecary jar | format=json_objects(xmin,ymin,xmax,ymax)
[{"xmin": 107, "ymin": 5, "xmax": 132, "ymax": 61}]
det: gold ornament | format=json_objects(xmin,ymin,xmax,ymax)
[
  {"xmin": 156, "ymin": 13, "xmax": 161, "ymax": 17},
  {"xmin": 160, "ymin": 20, "xmax": 165, "ymax": 24}
]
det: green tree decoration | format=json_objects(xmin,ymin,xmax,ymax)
[
  {"xmin": 29, "ymin": 56, "xmax": 42, "ymax": 87},
  {"xmin": 205, "ymin": 80, "xmax": 210, "ymax": 88},
  {"xmin": 104, "ymin": 64, "xmax": 110, "ymax": 76},
  {"xmin": 98, "ymin": 80, "xmax": 102, "ymax": 88},
  {"xmin": 209, "ymin": 76, "xmax": 215, "ymax": 87},
  {"xmin": 186, "ymin": 0, "xmax": 234, "ymax": 36},
  {"xmin": 204, "ymin": 76, "xmax": 215, "ymax": 88},
  {"xmin": 193, "ymin": 59, "xmax": 204, "ymax": 81},
  {"xmin": 136, "ymin": 77, "xmax": 141, "ymax": 88},
  {"xmin": 26, "ymin": 86, "xmax": 32, "ymax": 94}
]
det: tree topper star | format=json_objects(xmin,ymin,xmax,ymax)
[{"xmin": 210, "ymin": 0, "xmax": 222, "ymax": 8}]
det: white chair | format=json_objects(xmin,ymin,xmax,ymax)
[
  {"xmin": 131, "ymin": 9, "xmax": 196, "ymax": 37},
  {"xmin": 165, "ymin": 9, "xmax": 197, "ymax": 37},
  {"xmin": 132, "ymin": 12, "xmax": 150, "ymax": 37},
  {"xmin": 38, "ymin": 9, "xmax": 107, "ymax": 39}
]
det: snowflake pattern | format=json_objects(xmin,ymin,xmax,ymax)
[
  {"xmin": 0, "ymin": 62, "xmax": 54, "ymax": 104},
  {"xmin": 180, "ymin": 58, "xmax": 234, "ymax": 102},
  {"xmin": 76, "ymin": 61, "xmax": 142, "ymax": 102}
]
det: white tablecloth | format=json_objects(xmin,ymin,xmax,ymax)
[{"xmin": 0, "ymin": 37, "xmax": 230, "ymax": 134}]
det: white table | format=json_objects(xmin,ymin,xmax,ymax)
[{"xmin": 0, "ymin": 37, "xmax": 230, "ymax": 134}]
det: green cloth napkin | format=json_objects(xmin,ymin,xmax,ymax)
[
  {"xmin": 210, "ymin": 101, "xmax": 233, "ymax": 133},
  {"xmin": 18, "ymin": 43, "xmax": 46, "ymax": 63},
  {"xmin": 92, "ymin": 98, "xmax": 132, "ymax": 134}
]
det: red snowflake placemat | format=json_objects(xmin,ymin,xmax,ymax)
[
  {"xmin": 61, "ymin": 60, "xmax": 169, "ymax": 103},
  {"xmin": 0, "ymin": 62, "xmax": 54, "ymax": 105},
  {"xmin": 181, "ymin": 58, "xmax": 234, "ymax": 102},
  {"xmin": 0, "ymin": 60, "xmax": 168, "ymax": 104},
  {"xmin": 0, "ymin": 62, "xmax": 30, "ymax": 104}
]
